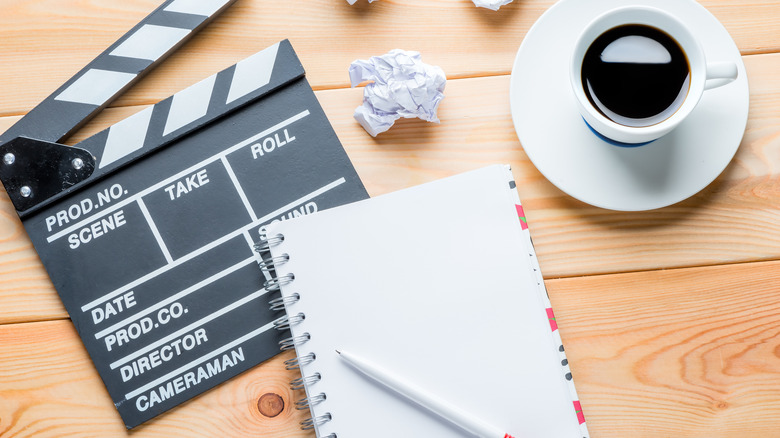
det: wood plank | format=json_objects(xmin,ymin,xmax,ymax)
[
  {"xmin": 547, "ymin": 259, "xmax": 780, "ymax": 437},
  {"xmin": 0, "ymin": 170, "xmax": 64, "ymax": 324},
  {"xmin": 3, "ymin": 259, "xmax": 780, "ymax": 436},
  {"xmin": 1, "ymin": 52, "xmax": 780, "ymax": 323},
  {"xmin": 1, "ymin": 0, "xmax": 779, "ymax": 118},
  {"xmin": 0, "ymin": 319, "xmax": 313, "ymax": 437}
]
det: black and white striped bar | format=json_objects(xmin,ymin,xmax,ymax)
[
  {"xmin": 8, "ymin": 40, "xmax": 304, "ymax": 218},
  {"xmin": 0, "ymin": 0, "xmax": 237, "ymax": 147},
  {"xmin": 81, "ymin": 41, "xmax": 303, "ymax": 177}
]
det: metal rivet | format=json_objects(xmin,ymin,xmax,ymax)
[
  {"xmin": 3, "ymin": 153, "xmax": 14, "ymax": 165},
  {"xmin": 20, "ymin": 186, "xmax": 32, "ymax": 198},
  {"xmin": 71, "ymin": 157, "xmax": 84, "ymax": 170}
]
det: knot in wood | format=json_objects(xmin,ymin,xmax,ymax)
[{"xmin": 258, "ymin": 393, "xmax": 285, "ymax": 417}]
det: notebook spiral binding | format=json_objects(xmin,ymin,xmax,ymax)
[{"xmin": 256, "ymin": 233, "xmax": 335, "ymax": 436}]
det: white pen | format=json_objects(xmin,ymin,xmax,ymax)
[{"xmin": 336, "ymin": 349, "xmax": 516, "ymax": 438}]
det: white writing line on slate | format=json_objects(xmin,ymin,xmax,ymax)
[
  {"xmin": 109, "ymin": 287, "xmax": 271, "ymax": 370},
  {"xmin": 80, "ymin": 176, "xmax": 345, "ymax": 312},
  {"xmin": 124, "ymin": 321, "xmax": 275, "ymax": 400},
  {"xmin": 48, "ymin": 110, "xmax": 310, "ymax": 244},
  {"xmin": 94, "ymin": 257, "xmax": 256, "ymax": 339}
]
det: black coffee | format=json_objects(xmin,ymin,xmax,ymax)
[{"xmin": 581, "ymin": 24, "xmax": 690, "ymax": 127}]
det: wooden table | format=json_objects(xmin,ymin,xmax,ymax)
[{"xmin": 1, "ymin": 0, "xmax": 780, "ymax": 436}]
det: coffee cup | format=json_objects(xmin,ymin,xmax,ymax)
[{"xmin": 570, "ymin": 6, "xmax": 738, "ymax": 146}]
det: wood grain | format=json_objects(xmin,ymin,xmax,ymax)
[
  {"xmin": 2, "ymin": 260, "xmax": 780, "ymax": 437},
  {"xmin": 2, "ymin": 0, "xmax": 780, "ymax": 436},
  {"xmin": 0, "ymin": 175, "xmax": 63, "ymax": 325},
  {"xmin": 2, "ymin": 52, "xmax": 780, "ymax": 323},
  {"xmin": 0, "ymin": 0, "xmax": 779, "ymax": 118},
  {"xmin": 548, "ymin": 259, "xmax": 780, "ymax": 437},
  {"xmin": 0, "ymin": 319, "xmax": 313, "ymax": 437}
]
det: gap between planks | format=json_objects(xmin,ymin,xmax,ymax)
[
  {"xmin": 2, "ymin": 256, "xmax": 779, "ymax": 328},
  {"xmin": 2, "ymin": 43, "xmax": 778, "ymax": 120},
  {"xmin": 0, "ymin": 72, "xmax": 510, "ymax": 120}
]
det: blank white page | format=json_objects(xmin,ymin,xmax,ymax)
[{"xmin": 268, "ymin": 165, "xmax": 585, "ymax": 438}]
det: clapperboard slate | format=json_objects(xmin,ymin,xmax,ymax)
[{"xmin": 0, "ymin": 2, "xmax": 367, "ymax": 428}]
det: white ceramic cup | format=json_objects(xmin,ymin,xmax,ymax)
[{"xmin": 570, "ymin": 6, "xmax": 738, "ymax": 145}]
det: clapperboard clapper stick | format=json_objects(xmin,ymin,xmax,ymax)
[
  {"xmin": 0, "ymin": 0, "xmax": 370, "ymax": 429},
  {"xmin": 0, "ymin": 0, "xmax": 237, "ymax": 215}
]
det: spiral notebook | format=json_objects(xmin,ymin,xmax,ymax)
[{"xmin": 262, "ymin": 165, "xmax": 590, "ymax": 438}]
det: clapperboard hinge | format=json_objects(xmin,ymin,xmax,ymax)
[{"xmin": 0, "ymin": 0, "xmax": 309, "ymax": 219}]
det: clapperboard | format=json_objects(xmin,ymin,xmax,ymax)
[{"xmin": 0, "ymin": 0, "xmax": 368, "ymax": 428}]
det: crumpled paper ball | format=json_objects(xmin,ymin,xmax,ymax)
[
  {"xmin": 349, "ymin": 49, "xmax": 446, "ymax": 137},
  {"xmin": 472, "ymin": 0, "xmax": 514, "ymax": 11}
]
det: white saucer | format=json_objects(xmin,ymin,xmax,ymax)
[{"xmin": 509, "ymin": 0, "xmax": 749, "ymax": 211}]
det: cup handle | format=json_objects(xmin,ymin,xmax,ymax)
[{"xmin": 704, "ymin": 62, "xmax": 738, "ymax": 90}]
